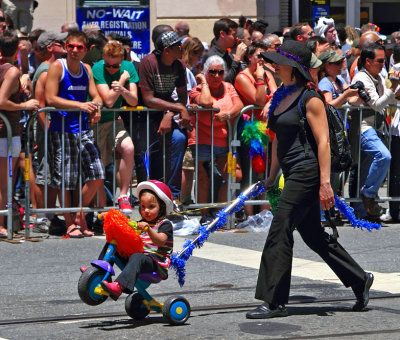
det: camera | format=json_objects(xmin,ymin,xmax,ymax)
[{"xmin": 350, "ymin": 81, "xmax": 371, "ymax": 103}]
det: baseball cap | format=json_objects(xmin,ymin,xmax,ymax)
[
  {"xmin": 156, "ymin": 31, "xmax": 181, "ymax": 50},
  {"xmin": 37, "ymin": 31, "xmax": 68, "ymax": 49}
]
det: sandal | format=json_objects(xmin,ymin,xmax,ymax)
[{"xmin": 66, "ymin": 226, "xmax": 84, "ymax": 238}]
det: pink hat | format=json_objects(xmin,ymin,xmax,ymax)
[{"xmin": 137, "ymin": 180, "xmax": 174, "ymax": 214}]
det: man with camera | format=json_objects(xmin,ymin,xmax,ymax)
[{"xmin": 349, "ymin": 43, "xmax": 400, "ymax": 218}]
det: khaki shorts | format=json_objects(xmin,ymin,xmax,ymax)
[
  {"xmin": 95, "ymin": 120, "xmax": 131, "ymax": 167},
  {"xmin": 182, "ymin": 146, "xmax": 194, "ymax": 171}
]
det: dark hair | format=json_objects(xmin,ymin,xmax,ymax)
[
  {"xmin": 213, "ymin": 18, "xmax": 238, "ymax": 40},
  {"xmin": 253, "ymin": 19, "xmax": 268, "ymax": 35},
  {"xmin": 306, "ymin": 36, "xmax": 328, "ymax": 53},
  {"xmin": 358, "ymin": 43, "xmax": 384, "ymax": 69},
  {"xmin": 289, "ymin": 22, "xmax": 309, "ymax": 40},
  {"xmin": 0, "ymin": 29, "xmax": 19, "ymax": 57},
  {"xmin": 86, "ymin": 30, "xmax": 107, "ymax": 49},
  {"xmin": 335, "ymin": 23, "xmax": 347, "ymax": 42},
  {"xmin": 151, "ymin": 24, "xmax": 173, "ymax": 45},
  {"xmin": 393, "ymin": 43, "xmax": 400, "ymax": 64},
  {"xmin": 247, "ymin": 39, "xmax": 268, "ymax": 56},
  {"xmin": 139, "ymin": 189, "xmax": 167, "ymax": 220},
  {"xmin": 66, "ymin": 30, "xmax": 88, "ymax": 46},
  {"xmin": 28, "ymin": 28, "xmax": 45, "ymax": 44}
]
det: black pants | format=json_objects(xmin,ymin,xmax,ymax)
[
  {"xmin": 389, "ymin": 136, "xmax": 400, "ymax": 221},
  {"xmin": 255, "ymin": 164, "xmax": 365, "ymax": 305},
  {"xmin": 116, "ymin": 253, "xmax": 158, "ymax": 291}
]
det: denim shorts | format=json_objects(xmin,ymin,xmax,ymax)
[{"xmin": 189, "ymin": 144, "xmax": 228, "ymax": 162}]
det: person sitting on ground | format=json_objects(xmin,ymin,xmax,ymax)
[
  {"xmin": 92, "ymin": 40, "xmax": 138, "ymax": 215},
  {"xmin": 101, "ymin": 180, "xmax": 174, "ymax": 300},
  {"xmin": 45, "ymin": 30, "xmax": 104, "ymax": 238}
]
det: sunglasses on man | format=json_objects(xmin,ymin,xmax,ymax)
[
  {"xmin": 104, "ymin": 63, "xmax": 121, "ymax": 69},
  {"xmin": 66, "ymin": 43, "xmax": 86, "ymax": 52}
]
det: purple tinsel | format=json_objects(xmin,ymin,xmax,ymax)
[
  {"xmin": 334, "ymin": 194, "xmax": 381, "ymax": 231},
  {"xmin": 268, "ymin": 84, "xmax": 299, "ymax": 118}
]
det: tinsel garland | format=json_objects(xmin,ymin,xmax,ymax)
[
  {"xmin": 333, "ymin": 194, "xmax": 381, "ymax": 231},
  {"xmin": 268, "ymin": 83, "xmax": 299, "ymax": 117},
  {"xmin": 266, "ymin": 186, "xmax": 281, "ymax": 214},
  {"xmin": 171, "ymin": 182, "xmax": 266, "ymax": 287}
]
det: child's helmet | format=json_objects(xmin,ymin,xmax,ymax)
[{"xmin": 137, "ymin": 180, "xmax": 174, "ymax": 214}]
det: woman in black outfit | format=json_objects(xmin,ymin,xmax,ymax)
[{"xmin": 246, "ymin": 40, "xmax": 373, "ymax": 319}]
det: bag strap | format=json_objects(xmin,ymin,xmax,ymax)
[
  {"xmin": 297, "ymin": 88, "xmax": 312, "ymax": 157},
  {"xmin": 324, "ymin": 209, "xmax": 339, "ymax": 242}
]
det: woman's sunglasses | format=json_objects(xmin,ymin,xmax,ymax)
[
  {"xmin": 208, "ymin": 69, "xmax": 224, "ymax": 75},
  {"xmin": 66, "ymin": 43, "xmax": 86, "ymax": 52},
  {"xmin": 104, "ymin": 63, "xmax": 121, "ymax": 69}
]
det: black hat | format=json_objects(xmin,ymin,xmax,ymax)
[
  {"xmin": 155, "ymin": 31, "xmax": 181, "ymax": 51},
  {"xmin": 385, "ymin": 37, "xmax": 395, "ymax": 50},
  {"xmin": 259, "ymin": 40, "xmax": 313, "ymax": 82}
]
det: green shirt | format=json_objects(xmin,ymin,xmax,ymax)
[{"xmin": 92, "ymin": 59, "xmax": 139, "ymax": 123}]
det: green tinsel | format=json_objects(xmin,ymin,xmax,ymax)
[{"xmin": 267, "ymin": 186, "xmax": 281, "ymax": 215}]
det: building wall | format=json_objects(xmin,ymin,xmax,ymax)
[{"xmin": 32, "ymin": 0, "xmax": 76, "ymax": 32}]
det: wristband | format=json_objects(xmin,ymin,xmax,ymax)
[
  {"xmin": 227, "ymin": 112, "xmax": 231, "ymax": 119},
  {"xmin": 201, "ymin": 83, "xmax": 209, "ymax": 87},
  {"xmin": 255, "ymin": 82, "xmax": 265, "ymax": 86}
]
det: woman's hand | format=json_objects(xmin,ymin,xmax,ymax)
[
  {"xmin": 320, "ymin": 182, "xmax": 334, "ymax": 211},
  {"xmin": 214, "ymin": 111, "xmax": 230, "ymax": 122},
  {"xmin": 262, "ymin": 177, "xmax": 276, "ymax": 192},
  {"xmin": 195, "ymin": 73, "xmax": 207, "ymax": 85},
  {"xmin": 255, "ymin": 62, "xmax": 265, "ymax": 80}
]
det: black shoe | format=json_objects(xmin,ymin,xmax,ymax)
[
  {"xmin": 246, "ymin": 304, "xmax": 288, "ymax": 319},
  {"xmin": 353, "ymin": 272, "xmax": 374, "ymax": 311},
  {"xmin": 48, "ymin": 216, "xmax": 67, "ymax": 236},
  {"xmin": 199, "ymin": 213, "xmax": 214, "ymax": 226}
]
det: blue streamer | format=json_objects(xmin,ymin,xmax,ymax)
[
  {"xmin": 334, "ymin": 194, "xmax": 381, "ymax": 231},
  {"xmin": 170, "ymin": 183, "xmax": 266, "ymax": 286}
]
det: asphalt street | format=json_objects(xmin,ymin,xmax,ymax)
[{"xmin": 0, "ymin": 214, "xmax": 399, "ymax": 339}]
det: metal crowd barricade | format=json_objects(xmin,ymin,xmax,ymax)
[
  {"xmin": 342, "ymin": 103, "xmax": 400, "ymax": 204},
  {"xmin": 22, "ymin": 102, "xmax": 400, "ymax": 238},
  {"xmin": 23, "ymin": 105, "xmax": 238, "ymax": 236},
  {"xmin": 0, "ymin": 113, "xmax": 14, "ymax": 240}
]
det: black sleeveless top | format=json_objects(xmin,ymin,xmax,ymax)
[{"xmin": 268, "ymin": 89, "xmax": 321, "ymax": 176}]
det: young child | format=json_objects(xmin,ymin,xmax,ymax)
[{"xmin": 101, "ymin": 180, "xmax": 174, "ymax": 300}]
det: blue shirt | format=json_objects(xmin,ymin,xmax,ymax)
[{"xmin": 50, "ymin": 59, "xmax": 89, "ymax": 133}]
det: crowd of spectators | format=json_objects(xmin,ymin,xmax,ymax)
[{"xmin": 1, "ymin": 11, "xmax": 400, "ymax": 238}]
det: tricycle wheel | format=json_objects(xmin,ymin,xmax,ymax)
[
  {"xmin": 162, "ymin": 296, "xmax": 191, "ymax": 325},
  {"xmin": 77, "ymin": 266, "xmax": 110, "ymax": 306},
  {"xmin": 125, "ymin": 292, "xmax": 150, "ymax": 320}
]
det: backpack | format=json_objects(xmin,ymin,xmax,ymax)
[{"xmin": 298, "ymin": 89, "xmax": 352, "ymax": 173}]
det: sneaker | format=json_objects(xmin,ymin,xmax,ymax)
[
  {"xmin": 360, "ymin": 191, "xmax": 382, "ymax": 217},
  {"xmin": 33, "ymin": 217, "xmax": 50, "ymax": 233},
  {"xmin": 100, "ymin": 280, "xmax": 124, "ymax": 301},
  {"xmin": 118, "ymin": 195, "xmax": 133, "ymax": 215},
  {"xmin": 380, "ymin": 209, "xmax": 392, "ymax": 222}
]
